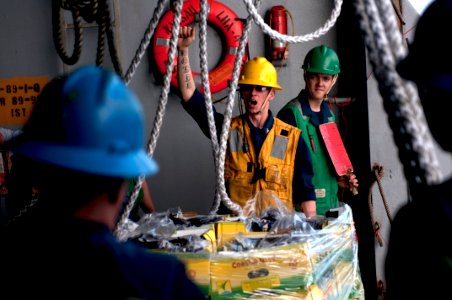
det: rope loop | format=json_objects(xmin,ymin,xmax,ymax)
[
  {"xmin": 60, "ymin": 0, "xmax": 99, "ymax": 23},
  {"xmin": 52, "ymin": 0, "xmax": 83, "ymax": 65},
  {"xmin": 242, "ymin": 0, "xmax": 343, "ymax": 44},
  {"xmin": 52, "ymin": 0, "xmax": 123, "ymax": 75}
]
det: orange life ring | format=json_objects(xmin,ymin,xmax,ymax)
[{"xmin": 153, "ymin": 0, "xmax": 247, "ymax": 94}]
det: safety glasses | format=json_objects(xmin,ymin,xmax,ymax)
[{"xmin": 239, "ymin": 85, "xmax": 269, "ymax": 92}]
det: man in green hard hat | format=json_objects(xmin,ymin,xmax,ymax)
[{"xmin": 277, "ymin": 45, "xmax": 359, "ymax": 217}]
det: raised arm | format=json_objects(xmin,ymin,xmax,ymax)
[{"xmin": 177, "ymin": 26, "xmax": 196, "ymax": 102}]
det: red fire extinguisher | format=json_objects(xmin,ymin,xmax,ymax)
[{"xmin": 269, "ymin": 5, "xmax": 288, "ymax": 62}]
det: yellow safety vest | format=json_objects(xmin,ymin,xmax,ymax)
[{"xmin": 225, "ymin": 117, "xmax": 301, "ymax": 208}]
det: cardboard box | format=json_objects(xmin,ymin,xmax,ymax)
[
  {"xmin": 209, "ymin": 243, "xmax": 314, "ymax": 299},
  {"xmin": 173, "ymin": 252, "xmax": 212, "ymax": 297},
  {"xmin": 215, "ymin": 221, "xmax": 247, "ymax": 249}
]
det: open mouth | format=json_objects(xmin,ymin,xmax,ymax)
[{"xmin": 246, "ymin": 99, "xmax": 258, "ymax": 106}]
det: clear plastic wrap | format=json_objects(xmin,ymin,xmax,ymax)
[
  {"xmin": 123, "ymin": 192, "xmax": 365, "ymax": 299},
  {"xmin": 210, "ymin": 203, "xmax": 364, "ymax": 299}
]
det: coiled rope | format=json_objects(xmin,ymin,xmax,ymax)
[
  {"xmin": 52, "ymin": 0, "xmax": 84, "ymax": 65},
  {"xmin": 353, "ymin": 0, "xmax": 442, "ymax": 191},
  {"xmin": 52, "ymin": 0, "xmax": 123, "ymax": 75}
]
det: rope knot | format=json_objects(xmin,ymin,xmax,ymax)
[{"xmin": 372, "ymin": 163, "xmax": 384, "ymax": 180}]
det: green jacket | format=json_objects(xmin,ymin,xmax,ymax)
[{"xmin": 278, "ymin": 91, "xmax": 339, "ymax": 216}]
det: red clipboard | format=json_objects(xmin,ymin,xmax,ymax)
[{"xmin": 319, "ymin": 122, "xmax": 358, "ymax": 195}]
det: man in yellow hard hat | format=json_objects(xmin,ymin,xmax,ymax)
[{"xmin": 177, "ymin": 26, "xmax": 316, "ymax": 218}]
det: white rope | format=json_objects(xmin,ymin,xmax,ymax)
[
  {"xmin": 116, "ymin": 0, "xmax": 348, "ymax": 225},
  {"xmin": 353, "ymin": 0, "xmax": 442, "ymax": 188},
  {"xmin": 115, "ymin": 0, "xmax": 169, "ymax": 234},
  {"xmin": 115, "ymin": 175, "xmax": 146, "ymax": 239},
  {"xmin": 212, "ymin": 0, "xmax": 265, "ymax": 217},
  {"xmin": 115, "ymin": 0, "xmax": 183, "ymax": 236},
  {"xmin": 198, "ymin": 0, "xmax": 265, "ymax": 217},
  {"xmin": 209, "ymin": 0, "xmax": 343, "ymax": 216},
  {"xmin": 123, "ymin": 0, "xmax": 169, "ymax": 85},
  {"xmin": 242, "ymin": 0, "xmax": 343, "ymax": 43},
  {"xmin": 193, "ymin": 0, "xmax": 345, "ymax": 216},
  {"xmin": 147, "ymin": 0, "xmax": 183, "ymax": 165},
  {"xmin": 198, "ymin": 0, "xmax": 220, "ymax": 171},
  {"xmin": 197, "ymin": 0, "xmax": 243, "ymax": 216}
]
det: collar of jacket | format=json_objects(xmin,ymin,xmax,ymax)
[
  {"xmin": 245, "ymin": 110, "xmax": 274, "ymax": 134},
  {"xmin": 298, "ymin": 90, "xmax": 333, "ymax": 126}
]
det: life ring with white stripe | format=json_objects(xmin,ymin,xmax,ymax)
[{"xmin": 153, "ymin": 0, "xmax": 247, "ymax": 94}]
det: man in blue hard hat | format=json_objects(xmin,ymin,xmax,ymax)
[
  {"xmin": 1, "ymin": 66, "xmax": 205, "ymax": 299},
  {"xmin": 385, "ymin": 0, "xmax": 452, "ymax": 299}
]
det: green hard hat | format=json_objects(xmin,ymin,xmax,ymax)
[{"xmin": 302, "ymin": 45, "xmax": 341, "ymax": 75}]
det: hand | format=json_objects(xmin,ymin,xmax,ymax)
[
  {"xmin": 178, "ymin": 26, "xmax": 195, "ymax": 50},
  {"xmin": 338, "ymin": 173, "xmax": 359, "ymax": 194},
  {"xmin": 300, "ymin": 200, "xmax": 316, "ymax": 219}
]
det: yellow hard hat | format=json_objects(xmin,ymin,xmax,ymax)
[{"xmin": 238, "ymin": 57, "xmax": 282, "ymax": 90}]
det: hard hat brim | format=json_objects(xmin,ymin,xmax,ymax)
[
  {"xmin": 304, "ymin": 68, "xmax": 339, "ymax": 75},
  {"xmin": 238, "ymin": 80, "xmax": 283, "ymax": 90},
  {"xmin": 14, "ymin": 140, "xmax": 159, "ymax": 178}
]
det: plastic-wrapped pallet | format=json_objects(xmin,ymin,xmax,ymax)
[
  {"xmin": 210, "ymin": 204, "xmax": 364, "ymax": 299},
  {"xmin": 122, "ymin": 197, "xmax": 365, "ymax": 299}
]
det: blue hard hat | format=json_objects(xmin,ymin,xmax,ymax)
[{"xmin": 13, "ymin": 66, "xmax": 158, "ymax": 178}]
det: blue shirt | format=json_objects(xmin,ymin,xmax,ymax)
[
  {"xmin": 182, "ymin": 90, "xmax": 316, "ymax": 206},
  {"xmin": 2, "ymin": 215, "xmax": 206, "ymax": 299}
]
